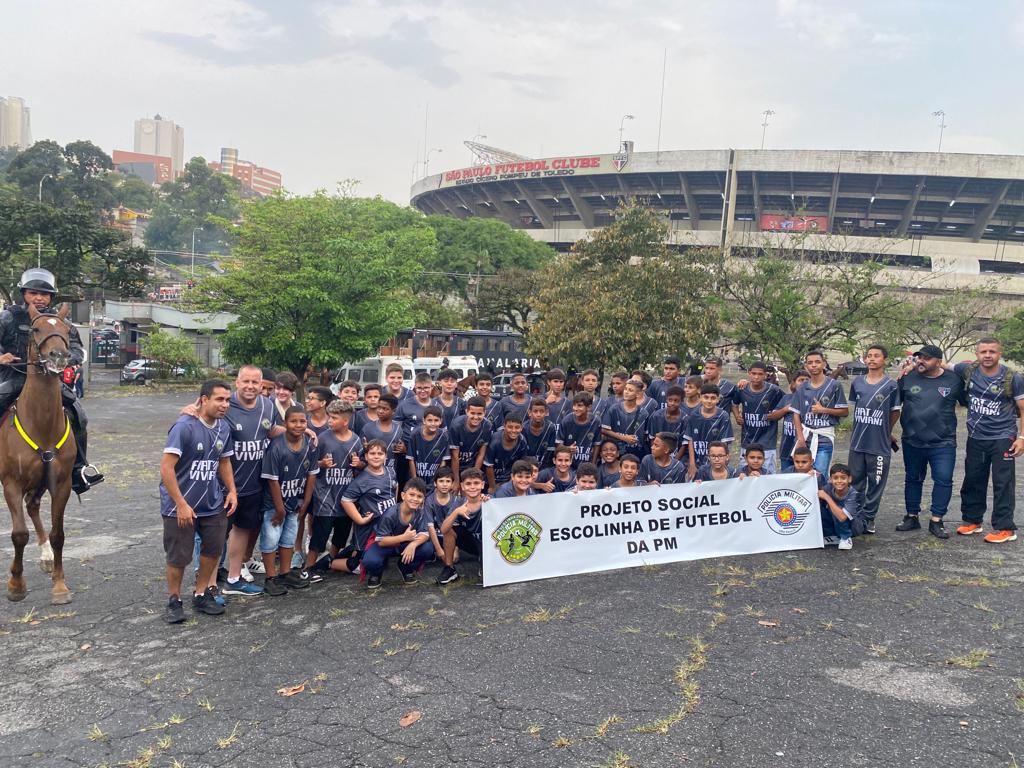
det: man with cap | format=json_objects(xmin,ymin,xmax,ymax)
[
  {"xmin": 0, "ymin": 268, "xmax": 103, "ymax": 494},
  {"xmin": 895, "ymin": 345, "xmax": 963, "ymax": 538}
]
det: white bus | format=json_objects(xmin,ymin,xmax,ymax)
[{"xmin": 330, "ymin": 355, "xmax": 479, "ymax": 396}]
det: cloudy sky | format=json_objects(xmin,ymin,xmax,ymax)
[{"xmin": 4, "ymin": 1, "xmax": 1024, "ymax": 203}]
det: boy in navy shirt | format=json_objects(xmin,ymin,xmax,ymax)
[
  {"xmin": 493, "ymin": 459, "xmax": 536, "ymax": 498},
  {"xmin": 340, "ymin": 440, "xmax": 396, "ymax": 573},
  {"xmin": 602, "ymin": 379, "xmax": 649, "ymax": 455},
  {"xmin": 695, "ymin": 441, "xmax": 739, "ymax": 482},
  {"xmin": 433, "ymin": 369, "xmax": 465, "ymax": 428},
  {"xmin": 259, "ymin": 407, "xmax": 318, "ymax": 596},
  {"xmin": 438, "ymin": 467, "xmax": 487, "ymax": 584},
  {"xmin": 304, "ymin": 386, "xmax": 333, "ymax": 436},
  {"xmin": 449, "ymin": 396, "xmax": 492, "ymax": 490},
  {"xmin": 406, "ymin": 405, "xmax": 450, "ymax": 490},
  {"xmin": 682, "ymin": 384, "xmax": 734, "ymax": 478},
  {"xmin": 739, "ymin": 443, "xmax": 770, "ymax": 477},
  {"xmin": 473, "ymin": 372, "xmax": 502, "ymax": 427},
  {"xmin": 305, "ymin": 400, "xmax": 363, "ymax": 580},
  {"xmin": 734, "ymin": 362, "xmax": 786, "ymax": 473},
  {"xmin": 544, "ymin": 368, "xmax": 571, "ymax": 425},
  {"xmin": 680, "ymin": 376, "xmax": 703, "ymax": 420},
  {"xmin": 395, "ymin": 373, "xmax": 436, "ymax": 444},
  {"xmin": 496, "ymin": 372, "xmax": 531, "ymax": 425},
  {"xmin": 791, "ymin": 351, "xmax": 849, "ymax": 476},
  {"xmin": 579, "ymin": 369, "xmax": 609, "ymax": 422},
  {"xmin": 362, "ymin": 478, "xmax": 434, "ymax": 589},
  {"xmin": 598, "ymin": 440, "xmax": 621, "ymax": 488},
  {"xmin": 649, "ymin": 356, "xmax": 683, "ymax": 406},
  {"xmin": 610, "ymin": 454, "xmax": 641, "ymax": 488},
  {"xmin": 572, "ymin": 462, "xmax": 600, "ymax": 491},
  {"xmin": 485, "ymin": 414, "xmax": 528, "ymax": 492},
  {"xmin": 523, "ymin": 398, "xmax": 558, "ymax": 467},
  {"xmin": 647, "ymin": 385, "xmax": 687, "ymax": 442},
  {"xmin": 160, "ymin": 380, "xmax": 237, "ymax": 623},
  {"xmin": 640, "ymin": 432, "xmax": 687, "ymax": 485},
  {"xmin": 779, "ymin": 370, "xmax": 810, "ymax": 472},
  {"xmin": 360, "ymin": 394, "xmax": 405, "ymax": 472},
  {"xmin": 425, "ymin": 467, "xmax": 458, "ymax": 558},
  {"xmin": 820, "ymin": 463, "xmax": 860, "ymax": 550},
  {"xmin": 534, "ymin": 445, "xmax": 577, "ymax": 493},
  {"xmin": 557, "ymin": 392, "xmax": 603, "ymax": 467},
  {"xmin": 352, "ymin": 383, "xmax": 381, "ymax": 435}
]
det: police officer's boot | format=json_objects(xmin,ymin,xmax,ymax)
[{"xmin": 68, "ymin": 411, "xmax": 103, "ymax": 494}]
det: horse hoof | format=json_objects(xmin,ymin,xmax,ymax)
[
  {"xmin": 51, "ymin": 590, "xmax": 73, "ymax": 606},
  {"xmin": 7, "ymin": 588, "xmax": 27, "ymax": 602},
  {"xmin": 39, "ymin": 542, "xmax": 54, "ymax": 573}
]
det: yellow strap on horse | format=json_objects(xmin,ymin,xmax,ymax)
[{"xmin": 13, "ymin": 413, "xmax": 71, "ymax": 452}]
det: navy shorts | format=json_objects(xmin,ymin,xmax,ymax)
[
  {"xmin": 231, "ymin": 492, "xmax": 263, "ymax": 531},
  {"xmin": 309, "ymin": 516, "xmax": 352, "ymax": 553}
]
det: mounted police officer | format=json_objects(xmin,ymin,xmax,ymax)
[{"xmin": 0, "ymin": 268, "xmax": 103, "ymax": 494}]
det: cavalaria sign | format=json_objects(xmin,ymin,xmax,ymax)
[{"xmin": 482, "ymin": 474, "xmax": 823, "ymax": 586}]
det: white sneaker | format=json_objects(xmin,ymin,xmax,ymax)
[
  {"xmin": 245, "ymin": 558, "xmax": 265, "ymax": 575},
  {"xmin": 838, "ymin": 538, "xmax": 853, "ymax": 550},
  {"xmin": 239, "ymin": 564, "xmax": 254, "ymax": 583},
  {"xmin": 823, "ymin": 535, "xmax": 840, "ymax": 547}
]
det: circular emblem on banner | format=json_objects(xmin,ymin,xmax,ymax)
[
  {"xmin": 758, "ymin": 488, "xmax": 813, "ymax": 536},
  {"xmin": 492, "ymin": 513, "xmax": 542, "ymax": 564}
]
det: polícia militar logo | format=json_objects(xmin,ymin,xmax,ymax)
[
  {"xmin": 758, "ymin": 489, "xmax": 812, "ymax": 536},
  {"xmin": 492, "ymin": 513, "xmax": 542, "ymax": 564}
]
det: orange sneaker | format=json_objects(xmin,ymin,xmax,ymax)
[
  {"xmin": 983, "ymin": 530, "xmax": 1017, "ymax": 544},
  {"xmin": 956, "ymin": 523, "xmax": 984, "ymax": 536}
]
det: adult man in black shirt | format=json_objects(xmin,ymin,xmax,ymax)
[{"xmin": 895, "ymin": 345, "xmax": 963, "ymax": 538}]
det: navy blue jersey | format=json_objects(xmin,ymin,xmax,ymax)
[
  {"xmin": 374, "ymin": 503, "xmax": 430, "ymax": 539},
  {"xmin": 544, "ymin": 396, "xmax": 572, "ymax": 426},
  {"xmin": 598, "ymin": 464, "xmax": 621, "ymax": 489},
  {"xmin": 406, "ymin": 428, "xmax": 451, "ymax": 489},
  {"xmin": 159, "ymin": 415, "xmax": 234, "ymax": 518},
  {"xmin": 536, "ymin": 467, "xmax": 576, "ymax": 493},
  {"xmin": 646, "ymin": 409, "xmax": 686, "ymax": 442},
  {"xmin": 649, "ymin": 377, "xmax": 685, "ymax": 406},
  {"xmin": 708, "ymin": 378, "xmax": 736, "ymax": 403},
  {"xmin": 734, "ymin": 383, "xmax": 785, "ymax": 448},
  {"xmin": 432, "ymin": 395, "xmax": 465, "ymax": 428},
  {"xmin": 849, "ymin": 375, "xmax": 902, "ymax": 456},
  {"xmin": 789, "ymin": 378, "xmax": 848, "ymax": 445},
  {"xmin": 493, "ymin": 482, "xmax": 536, "ymax": 498},
  {"xmin": 602, "ymin": 402, "xmax": 649, "ymax": 454},
  {"xmin": 341, "ymin": 467, "xmax": 396, "ymax": 549},
  {"xmin": 522, "ymin": 421, "xmax": 558, "ymax": 466},
  {"xmin": 557, "ymin": 413, "xmax": 603, "ymax": 466},
  {"xmin": 590, "ymin": 395, "xmax": 614, "ymax": 423},
  {"xmin": 312, "ymin": 430, "xmax": 362, "ymax": 517},
  {"xmin": 424, "ymin": 492, "xmax": 460, "ymax": 538},
  {"xmin": 351, "ymin": 407, "xmax": 376, "ymax": 436},
  {"xmin": 481, "ymin": 397, "xmax": 503, "ymax": 428},
  {"xmin": 681, "ymin": 408, "xmax": 734, "ymax": 466},
  {"xmin": 779, "ymin": 393, "xmax": 799, "ymax": 460},
  {"xmin": 359, "ymin": 419, "xmax": 403, "ymax": 471},
  {"xmin": 260, "ymin": 434, "xmax": 318, "ymax": 513},
  {"xmin": 639, "ymin": 454, "xmax": 688, "ymax": 484},
  {"xmin": 394, "ymin": 397, "xmax": 433, "ymax": 442},
  {"xmin": 225, "ymin": 393, "xmax": 279, "ymax": 497},
  {"xmin": 739, "ymin": 463, "xmax": 773, "ymax": 476},
  {"xmin": 821, "ymin": 483, "xmax": 860, "ymax": 520},
  {"xmin": 955, "ymin": 362, "xmax": 1024, "ymax": 441},
  {"xmin": 451, "ymin": 498, "xmax": 483, "ymax": 542},
  {"xmin": 680, "ymin": 400, "xmax": 702, "ymax": 422},
  {"xmin": 494, "ymin": 394, "xmax": 531, "ymax": 426},
  {"xmin": 484, "ymin": 433, "xmax": 529, "ymax": 484},
  {"xmin": 448, "ymin": 414, "xmax": 492, "ymax": 466},
  {"xmin": 696, "ymin": 463, "xmax": 739, "ymax": 481}
]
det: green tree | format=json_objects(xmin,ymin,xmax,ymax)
[
  {"xmin": 471, "ymin": 267, "xmax": 539, "ymax": 334},
  {"xmin": 526, "ymin": 203, "xmax": 718, "ymax": 371},
  {"xmin": 191, "ymin": 193, "xmax": 430, "ymax": 378},
  {"xmin": 145, "ymin": 157, "xmax": 241, "ymax": 253},
  {"xmin": 141, "ymin": 329, "xmax": 201, "ymax": 375},
  {"xmin": 995, "ymin": 308, "xmax": 1024, "ymax": 365},
  {"xmin": 716, "ymin": 234, "xmax": 913, "ymax": 375},
  {"xmin": 113, "ymin": 173, "xmax": 156, "ymax": 211},
  {"xmin": 3, "ymin": 140, "xmax": 117, "ymax": 212}
]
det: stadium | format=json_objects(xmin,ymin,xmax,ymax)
[{"xmin": 410, "ymin": 144, "xmax": 1024, "ymax": 299}]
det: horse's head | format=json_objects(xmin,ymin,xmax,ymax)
[{"xmin": 26, "ymin": 303, "xmax": 72, "ymax": 376}]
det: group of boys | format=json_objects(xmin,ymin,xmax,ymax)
[{"xmin": 159, "ymin": 339, "xmax": 1024, "ymax": 623}]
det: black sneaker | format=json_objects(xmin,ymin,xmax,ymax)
[
  {"xmin": 264, "ymin": 576, "xmax": 288, "ymax": 596},
  {"xmin": 192, "ymin": 588, "xmax": 225, "ymax": 616},
  {"xmin": 367, "ymin": 575, "xmax": 382, "ymax": 590},
  {"xmin": 402, "ymin": 570, "xmax": 419, "ymax": 585},
  {"xmin": 306, "ymin": 571, "xmax": 324, "ymax": 584},
  {"xmin": 864, "ymin": 520, "xmax": 876, "ymax": 535},
  {"xmin": 895, "ymin": 515, "xmax": 921, "ymax": 532},
  {"xmin": 282, "ymin": 569, "xmax": 310, "ymax": 590},
  {"xmin": 928, "ymin": 520, "xmax": 950, "ymax": 539},
  {"xmin": 437, "ymin": 565, "xmax": 459, "ymax": 585},
  {"xmin": 164, "ymin": 596, "xmax": 185, "ymax": 624},
  {"xmin": 216, "ymin": 567, "xmax": 229, "ymax": 584}
]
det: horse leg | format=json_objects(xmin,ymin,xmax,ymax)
[
  {"xmin": 26, "ymin": 497, "xmax": 53, "ymax": 574},
  {"xmin": 4, "ymin": 484, "xmax": 29, "ymax": 601},
  {"xmin": 48, "ymin": 481, "xmax": 73, "ymax": 605}
]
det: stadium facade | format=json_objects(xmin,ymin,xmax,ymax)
[{"xmin": 410, "ymin": 146, "xmax": 1024, "ymax": 298}]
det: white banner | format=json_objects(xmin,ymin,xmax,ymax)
[{"xmin": 482, "ymin": 474, "xmax": 824, "ymax": 587}]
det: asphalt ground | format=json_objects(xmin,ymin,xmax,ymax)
[{"xmin": 0, "ymin": 373, "xmax": 1022, "ymax": 768}]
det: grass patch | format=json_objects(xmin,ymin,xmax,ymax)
[
  {"xmin": 753, "ymin": 560, "xmax": 815, "ymax": 579},
  {"xmin": 594, "ymin": 715, "xmax": 622, "ymax": 738},
  {"xmin": 522, "ymin": 605, "xmax": 573, "ymax": 623},
  {"xmin": 973, "ymin": 601, "xmax": 994, "ymax": 613},
  {"xmin": 947, "ymin": 649, "xmax": 991, "ymax": 669},
  {"xmin": 552, "ymin": 735, "xmax": 574, "ymax": 748},
  {"xmin": 526, "ymin": 724, "xmax": 544, "ymax": 737},
  {"xmin": 633, "ymin": 705, "xmax": 689, "ymax": 734},
  {"xmin": 87, "ymin": 724, "xmax": 107, "ymax": 742},
  {"xmin": 391, "ymin": 620, "xmax": 428, "ymax": 632},
  {"xmin": 599, "ymin": 751, "xmax": 633, "ymax": 768},
  {"xmin": 620, "ymin": 627, "xmax": 642, "ymax": 635},
  {"xmin": 216, "ymin": 721, "xmax": 241, "ymax": 749},
  {"xmin": 742, "ymin": 605, "xmax": 765, "ymax": 617},
  {"xmin": 1015, "ymin": 679, "xmax": 1024, "ymax": 712},
  {"xmin": 710, "ymin": 611, "xmax": 727, "ymax": 629},
  {"xmin": 197, "ymin": 697, "xmax": 214, "ymax": 712},
  {"xmin": 329, "ymin": 608, "xmax": 348, "ymax": 619}
]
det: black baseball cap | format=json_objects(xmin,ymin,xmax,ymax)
[{"xmin": 915, "ymin": 344, "xmax": 943, "ymax": 360}]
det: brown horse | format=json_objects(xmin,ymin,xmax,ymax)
[{"xmin": 0, "ymin": 304, "xmax": 76, "ymax": 604}]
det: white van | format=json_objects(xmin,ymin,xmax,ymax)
[{"xmin": 330, "ymin": 355, "xmax": 479, "ymax": 396}]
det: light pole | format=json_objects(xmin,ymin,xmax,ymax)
[
  {"xmin": 424, "ymin": 147, "xmax": 443, "ymax": 177},
  {"xmin": 37, "ymin": 173, "xmax": 54, "ymax": 267},
  {"xmin": 191, "ymin": 227, "xmax": 203, "ymax": 277},
  {"xmin": 618, "ymin": 114, "xmax": 634, "ymax": 151},
  {"xmin": 932, "ymin": 110, "xmax": 947, "ymax": 152},
  {"xmin": 760, "ymin": 109, "xmax": 775, "ymax": 150},
  {"xmin": 410, "ymin": 159, "xmax": 421, "ymax": 185}
]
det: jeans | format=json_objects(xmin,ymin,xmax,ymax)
[
  {"xmin": 812, "ymin": 441, "xmax": 833, "ymax": 477},
  {"xmin": 820, "ymin": 501, "xmax": 852, "ymax": 539},
  {"xmin": 259, "ymin": 510, "xmax": 300, "ymax": 553},
  {"xmin": 362, "ymin": 541, "xmax": 436, "ymax": 577},
  {"xmin": 902, "ymin": 442, "xmax": 955, "ymax": 519},
  {"xmin": 960, "ymin": 437, "xmax": 1016, "ymax": 531}
]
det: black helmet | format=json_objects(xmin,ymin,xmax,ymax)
[{"xmin": 18, "ymin": 268, "xmax": 57, "ymax": 295}]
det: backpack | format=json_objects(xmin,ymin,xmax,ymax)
[{"xmin": 962, "ymin": 361, "xmax": 1015, "ymax": 400}]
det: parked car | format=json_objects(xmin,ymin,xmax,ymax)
[
  {"xmin": 120, "ymin": 359, "xmax": 187, "ymax": 384},
  {"xmin": 490, "ymin": 371, "xmax": 547, "ymax": 398}
]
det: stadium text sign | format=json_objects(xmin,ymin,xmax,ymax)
[
  {"xmin": 759, "ymin": 214, "xmax": 829, "ymax": 232},
  {"xmin": 440, "ymin": 154, "xmax": 617, "ymax": 188},
  {"xmin": 482, "ymin": 474, "xmax": 823, "ymax": 587}
]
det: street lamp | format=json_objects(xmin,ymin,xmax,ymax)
[
  {"xmin": 618, "ymin": 114, "xmax": 634, "ymax": 151},
  {"xmin": 37, "ymin": 173, "xmax": 54, "ymax": 267},
  {"xmin": 424, "ymin": 147, "xmax": 443, "ymax": 177},
  {"xmin": 760, "ymin": 109, "xmax": 776, "ymax": 150},
  {"xmin": 932, "ymin": 110, "xmax": 947, "ymax": 152},
  {"xmin": 191, "ymin": 227, "xmax": 203, "ymax": 277}
]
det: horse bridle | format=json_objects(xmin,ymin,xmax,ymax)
[{"xmin": 27, "ymin": 314, "xmax": 71, "ymax": 375}]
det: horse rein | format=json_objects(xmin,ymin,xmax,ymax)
[{"xmin": 0, "ymin": 314, "xmax": 72, "ymax": 374}]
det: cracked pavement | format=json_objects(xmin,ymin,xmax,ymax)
[{"xmin": 1, "ymin": 372, "xmax": 1022, "ymax": 767}]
